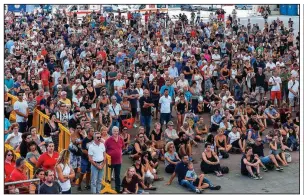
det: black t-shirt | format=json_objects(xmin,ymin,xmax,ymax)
[
  {"xmin": 126, "ymin": 89, "xmax": 139, "ymax": 108},
  {"xmin": 39, "ymin": 181, "xmax": 62, "ymax": 194},
  {"xmin": 139, "ymin": 96, "xmax": 153, "ymax": 116},
  {"xmin": 68, "ymin": 117, "xmax": 78, "ymax": 130},
  {"xmin": 241, "ymin": 154, "xmax": 255, "ymax": 175},
  {"xmin": 183, "ymin": 66, "xmax": 192, "ymax": 80},
  {"xmin": 255, "ymin": 73, "xmax": 265, "ymax": 87},
  {"xmin": 121, "ymin": 175, "xmax": 140, "ymax": 193},
  {"xmin": 149, "ymin": 129, "xmax": 163, "ymax": 141},
  {"xmin": 247, "ymin": 118, "xmax": 258, "ymax": 129},
  {"xmin": 252, "ymin": 143, "xmax": 265, "ymax": 157},
  {"xmin": 81, "ymin": 137, "xmax": 93, "ymax": 160},
  {"xmin": 174, "ymin": 138, "xmax": 188, "ymax": 152}
]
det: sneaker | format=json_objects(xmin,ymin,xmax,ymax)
[
  {"xmin": 195, "ymin": 189, "xmax": 202, "ymax": 194},
  {"xmin": 85, "ymin": 185, "xmax": 91, "ymax": 190},
  {"xmin": 279, "ymin": 166, "xmax": 284, "ymax": 170},
  {"xmin": 262, "ymin": 167, "xmax": 268, "ymax": 172},
  {"xmin": 257, "ymin": 174, "xmax": 263, "ymax": 180},
  {"xmin": 209, "ymin": 185, "xmax": 221, "ymax": 190},
  {"xmin": 250, "ymin": 174, "xmax": 259, "ymax": 180},
  {"xmin": 77, "ymin": 187, "xmax": 82, "ymax": 192}
]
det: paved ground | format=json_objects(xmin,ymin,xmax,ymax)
[{"xmin": 72, "ymin": 113, "xmax": 300, "ymax": 194}]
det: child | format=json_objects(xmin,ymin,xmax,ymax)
[{"xmin": 185, "ymin": 162, "xmax": 209, "ymax": 190}]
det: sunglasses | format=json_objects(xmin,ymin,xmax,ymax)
[
  {"xmin": 97, "ymin": 137, "xmax": 101, "ymax": 139},
  {"xmin": 7, "ymin": 154, "xmax": 13, "ymax": 156}
]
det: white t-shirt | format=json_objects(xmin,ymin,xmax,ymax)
[
  {"xmin": 159, "ymin": 95, "xmax": 172, "ymax": 113},
  {"xmin": 268, "ymin": 76, "xmax": 282, "ymax": 91},
  {"xmin": 6, "ymin": 132, "xmax": 22, "ymax": 149},
  {"xmin": 212, "ymin": 54, "xmax": 221, "ymax": 63},
  {"xmin": 177, "ymin": 80, "xmax": 189, "ymax": 89},
  {"xmin": 266, "ymin": 62, "xmax": 276, "ymax": 70},
  {"xmin": 93, "ymin": 78, "xmax": 106, "ymax": 88},
  {"xmin": 228, "ymin": 131, "xmax": 240, "ymax": 144},
  {"xmin": 114, "ymin": 79, "xmax": 126, "ymax": 92},
  {"xmin": 109, "ymin": 103, "xmax": 122, "ymax": 117},
  {"xmin": 88, "ymin": 142, "xmax": 105, "ymax": 162},
  {"xmin": 52, "ymin": 71, "xmax": 61, "ymax": 85},
  {"xmin": 276, "ymin": 61, "xmax": 285, "ymax": 67},
  {"xmin": 13, "ymin": 100, "xmax": 28, "ymax": 122},
  {"xmin": 288, "ymin": 80, "xmax": 299, "ymax": 98}
]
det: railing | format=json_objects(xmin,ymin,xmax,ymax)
[
  {"xmin": 7, "ymin": 93, "xmax": 18, "ymax": 122},
  {"xmin": 5, "ymin": 144, "xmax": 34, "ymax": 179},
  {"xmin": 8, "ymin": 93, "xmax": 116, "ymax": 194}
]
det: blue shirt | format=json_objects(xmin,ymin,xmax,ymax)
[
  {"xmin": 212, "ymin": 114, "xmax": 222, "ymax": 124},
  {"xmin": 5, "ymin": 78, "xmax": 14, "ymax": 89},
  {"xmin": 175, "ymin": 162, "xmax": 188, "ymax": 183},
  {"xmin": 160, "ymin": 85, "xmax": 174, "ymax": 98},
  {"xmin": 264, "ymin": 108, "xmax": 277, "ymax": 116},
  {"xmin": 4, "ymin": 118, "xmax": 11, "ymax": 140}
]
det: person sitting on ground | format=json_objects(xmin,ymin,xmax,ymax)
[
  {"xmin": 164, "ymin": 121, "xmax": 179, "ymax": 143},
  {"xmin": 246, "ymin": 124, "xmax": 261, "ymax": 146},
  {"xmin": 121, "ymin": 166, "xmax": 146, "ymax": 194},
  {"xmin": 241, "ymin": 147, "xmax": 263, "ymax": 180},
  {"xmin": 264, "ymin": 105, "xmax": 280, "ymax": 123},
  {"xmin": 180, "ymin": 122, "xmax": 199, "ymax": 146},
  {"xmin": 228, "ymin": 126, "xmax": 245, "ymax": 153},
  {"xmin": 141, "ymin": 152, "xmax": 163, "ymax": 186},
  {"xmin": 215, "ymin": 128, "xmax": 232, "ymax": 156},
  {"xmin": 210, "ymin": 109, "xmax": 222, "ymax": 132},
  {"xmin": 174, "ymin": 132, "xmax": 193, "ymax": 161},
  {"xmin": 185, "ymin": 162, "xmax": 209, "ymax": 191},
  {"xmin": 166, "ymin": 155, "xmax": 221, "ymax": 192},
  {"xmin": 252, "ymin": 137, "xmax": 284, "ymax": 172},
  {"xmin": 219, "ymin": 116, "xmax": 232, "ymax": 136},
  {"xmin": 200, "ymin": 143, "xmax": 223, "ymax": 177},
  {"xmin": 194, "ymin": 116, "xmax": 208, "ymax": 142},
  {"xmin": 269, "ymin": 135, "xmax": 289, "ymax": 166},
  {"xmin": 130, "ymin": 133, "xmax": 147, "ymax": 160},
  {"xmin": 146, "ymin": 140, "xmax": 159, "ymax": 169},
  {"xmin": 164, "ymin": 142, "xmax": 181, "ymax": 174}
]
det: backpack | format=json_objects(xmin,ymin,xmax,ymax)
[{"xmin": 221, "ymin": 166, "xmax": 229, "ymax": 174}]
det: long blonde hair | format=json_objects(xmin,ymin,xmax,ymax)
[{"xmin": 56, "ymin": 149, "xmax": 70, "ymax": 168}]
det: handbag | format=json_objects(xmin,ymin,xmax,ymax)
[{"xmin": 121, "ymin": 113, "xmax": 134, "ymax": 129}]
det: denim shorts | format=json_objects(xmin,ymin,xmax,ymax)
[
  {"xmin": 81, "ymin": 158, "xmax": 91, "ymax": 173},
  {"xmin": 260, "ymin": 156, "xmax": 271, "ymax": 164}
]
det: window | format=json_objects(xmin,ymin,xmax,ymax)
[{"xmin": 149, "ymin": 5, "xmax": 155, "ymax": 8}]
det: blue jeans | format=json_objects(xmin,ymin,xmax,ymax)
[
  {"xmin": 91, "ymin": 164, "xmax": 104, "ymax": 194},
  {"xmin": 110, "ymin": 120, "xmax": 120, "ymax": 135},
  {"xmin": 160, "ymin": 113, "xmax": 171, "ymax": 126},
  {"xmin": 140, "ymin": 115, "xmax": 152, "ymax": 137},
  {"xmin": 179, "ymin": 179, "xmax": 196, "ymax": 192},
  {"xmin": 203, "ymin": 177, "xmax": 214, "ymax": 188},
  {"xmin": 111, "ymin": 164, "xmax": 122, "ymax": 193}
]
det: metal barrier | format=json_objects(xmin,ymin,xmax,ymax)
[{"xmin": 5, "ymin": 144, "xmax": 34, "ymax": 179}]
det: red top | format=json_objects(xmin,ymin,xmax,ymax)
[
  {"xmin": 105, "ymin": 136, "xmax": 124, "ymax": 165},
  {"xmin": 97, "ymin": 51, "xmax": 107, "ymax": 61},
  {"xmin": 4, "ymin": 161, "xmax": 15, "ymax": 181},
  {"xmin": 39, "ymin": 69, "xmax": 50, "ymax": 87},
  {"xmin": 36, "ymin": 152, "xmax": 59, "ymax": 172},
  {"xmin": 10, "ymin": 168, "xmax": 30, "ymax": 187}
]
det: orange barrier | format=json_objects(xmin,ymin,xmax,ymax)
[{"xmin": 7, "ymin": 93, "xmax": 18, "ymax": 122}]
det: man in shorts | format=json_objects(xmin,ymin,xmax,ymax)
[
  {"xmin": 268, "ymin": 71, "xmax": 282, "ymax": 107},
  {"xmin": 255, "ymin": 67, "xmax": 265, "ymax": 102}
]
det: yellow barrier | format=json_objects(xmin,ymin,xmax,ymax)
[
  {"xmin": 5, "ymin": 144, "xmax": 34, "ymax": 179},
  {"xmin": 7, "ymin": 93, "xmax": 18, "ymax": 122},
  {"xmin": 101, "ymin": 154, "xmax": 117, "ymax": 194}
]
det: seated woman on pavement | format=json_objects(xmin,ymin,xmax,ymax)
[
  {"xmin": 141, "ymin": 152, "xmax": 163, "ymax": 185},
  {"xmin": 269, "ymin": 135, "xmax": 289, "ymax": 166},
  {"xmin": 200, "ymin": 143, "xmax": 223, "ymax": 177},
  {"xmin": 228, "ymin": 126, "xmax": 245, "ymax": 153},
  {"xmin": 215, "ymin": 128, "xmax": 232, "ymax": 157},
  {"xmin": 252, "ymin": 137, "xmax": 284, "ymax": 172},
  {"xmin": 164, "ymin": 121, "xmax": 179, "ymax": 143},
  {"xmin": 122, "ymin": 166, "xmax": 147, "ymax": 194},
  {"xmin": 234, "ymin": 115, "xmax": 247, "ymax": 136},
  {"xmin": 246, "ymin": 124, "xmax": 261, "ymax": 146},
  {"xmin": 219, "ymin": 116, "xmax": 232, "ymax": 136},
  {"xmin": 164, "ymin": 142, "xmax": 181, "ymax": 174},
  {"xmin": 194, "ymin": 116, "xmax": 209, "ymax": 142},
  {"xmin": 180, "ymin": 122, "xmax": 199, "ymax": 146},
  {"xmin": 136, "ymin": 126, "xmax": 150, "ymax": 142},
  {"xmin": 145, "ymin": 140, "xmax": 159, "ymax": 169},
  {"xmin": 130, "ymin": 133, "xmax": 147, "ymax": 160},
  {"xmin": 241, "ymin": 147, "xmax": 263, "ymax": 180}
]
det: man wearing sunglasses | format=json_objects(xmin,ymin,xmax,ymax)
[{"xmin": 88, "ymin": 131, "xmax": 106, "ymax": 194}]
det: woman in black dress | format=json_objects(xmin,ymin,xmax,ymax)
[
  {"xmin": 175, "ymin": 93, "xmax": 188, "ymax": 132},
  {"xmin": 200, "ymin": 143, "xmax": 223, "ymax": 176},
  {"xmin": 44, "ymin": 113, "xmax": 60, "ymax": 151}
]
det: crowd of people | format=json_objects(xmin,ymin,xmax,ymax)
[{"xmin": 4, "ymin": 4, "xmax": 299, "ymax": 194}]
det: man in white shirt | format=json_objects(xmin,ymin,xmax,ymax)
[
  {"xmin": 109, "ymin": 96, "xmax": 122, "ymax": 130},
  {"xmin": 52, "ymin": 66, "xmax": 61, "ymax": 86},
  {"xmin": 88, "ymin": 131, "xmax": 106, "ymax": 194},
  {"xmin": 265, "ymin": 59, "xmax": 276, "ymax": 70},
  {"xmin": 275, "ymin": 57, "xmax": 285, "ymax": 67},
  {"xmin": 71, "ymin": 79, "xmax": 84, "ymax": 99},
  {"xmin": 211, "ymin": 50, "xmax": 221, "ymax": 65},
  {"xmin": 176, "ymin": 74, "xmax": 189, "ymax": 90},
  {"xmin": 268, "ymin": 71, "xmax": 282, "ymax": 107},
  {"xmin": 159, "ymin": 89, "xmax": 172, "ymax": 125},
  {"xmin": 168, "ymin": 62, "xmax": 179, "ymax": 78},
  {"xmin": 13, "ymin": 92, "xmax": 29, "ymax": 133},
  {"xmin": 114, "ymin": 73, "xmax": 126, "ymax": 93},
  {"xmin": 288, "ymin": 76, "xmax": 299, "ymax": 111}
]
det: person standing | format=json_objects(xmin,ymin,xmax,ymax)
[
  {"xmin": 105, "ymin": 126, "xmax": 124, "ymax": 193},
  {"xmin": 139, "ymin": 89, "xmax": 154, "ymax": 137},
  {"xmin": 13, "ymin": 92, "xmax": 29, "ymax": 133},
  {"xmin": 109, "ymin": 95, "xmax": 122, "ymax": 133},
  {"xmin": 288, "ymin": 76, "xmax": 299, "ymax": 111},
  {"xmin": 254, "ymin": 67, "xmax": 266, "ymax": 102},
  {"xmin": 88, "ymin": 131, "xmax": 106, "ymax": 194},
  {"xmin": 159, "ymin": 89, "xmax": 172, "ymax": 126},
  {"xmin": 55, "ymin": 149, "xmax": 75, "ymax": 194},
  {"xmin": 39, "ymin": 170, "xmax": 62, "ymax": 194},
  {"xmin": 268, "ymin": 71, "xmax": 282, "ymax": 107}
]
